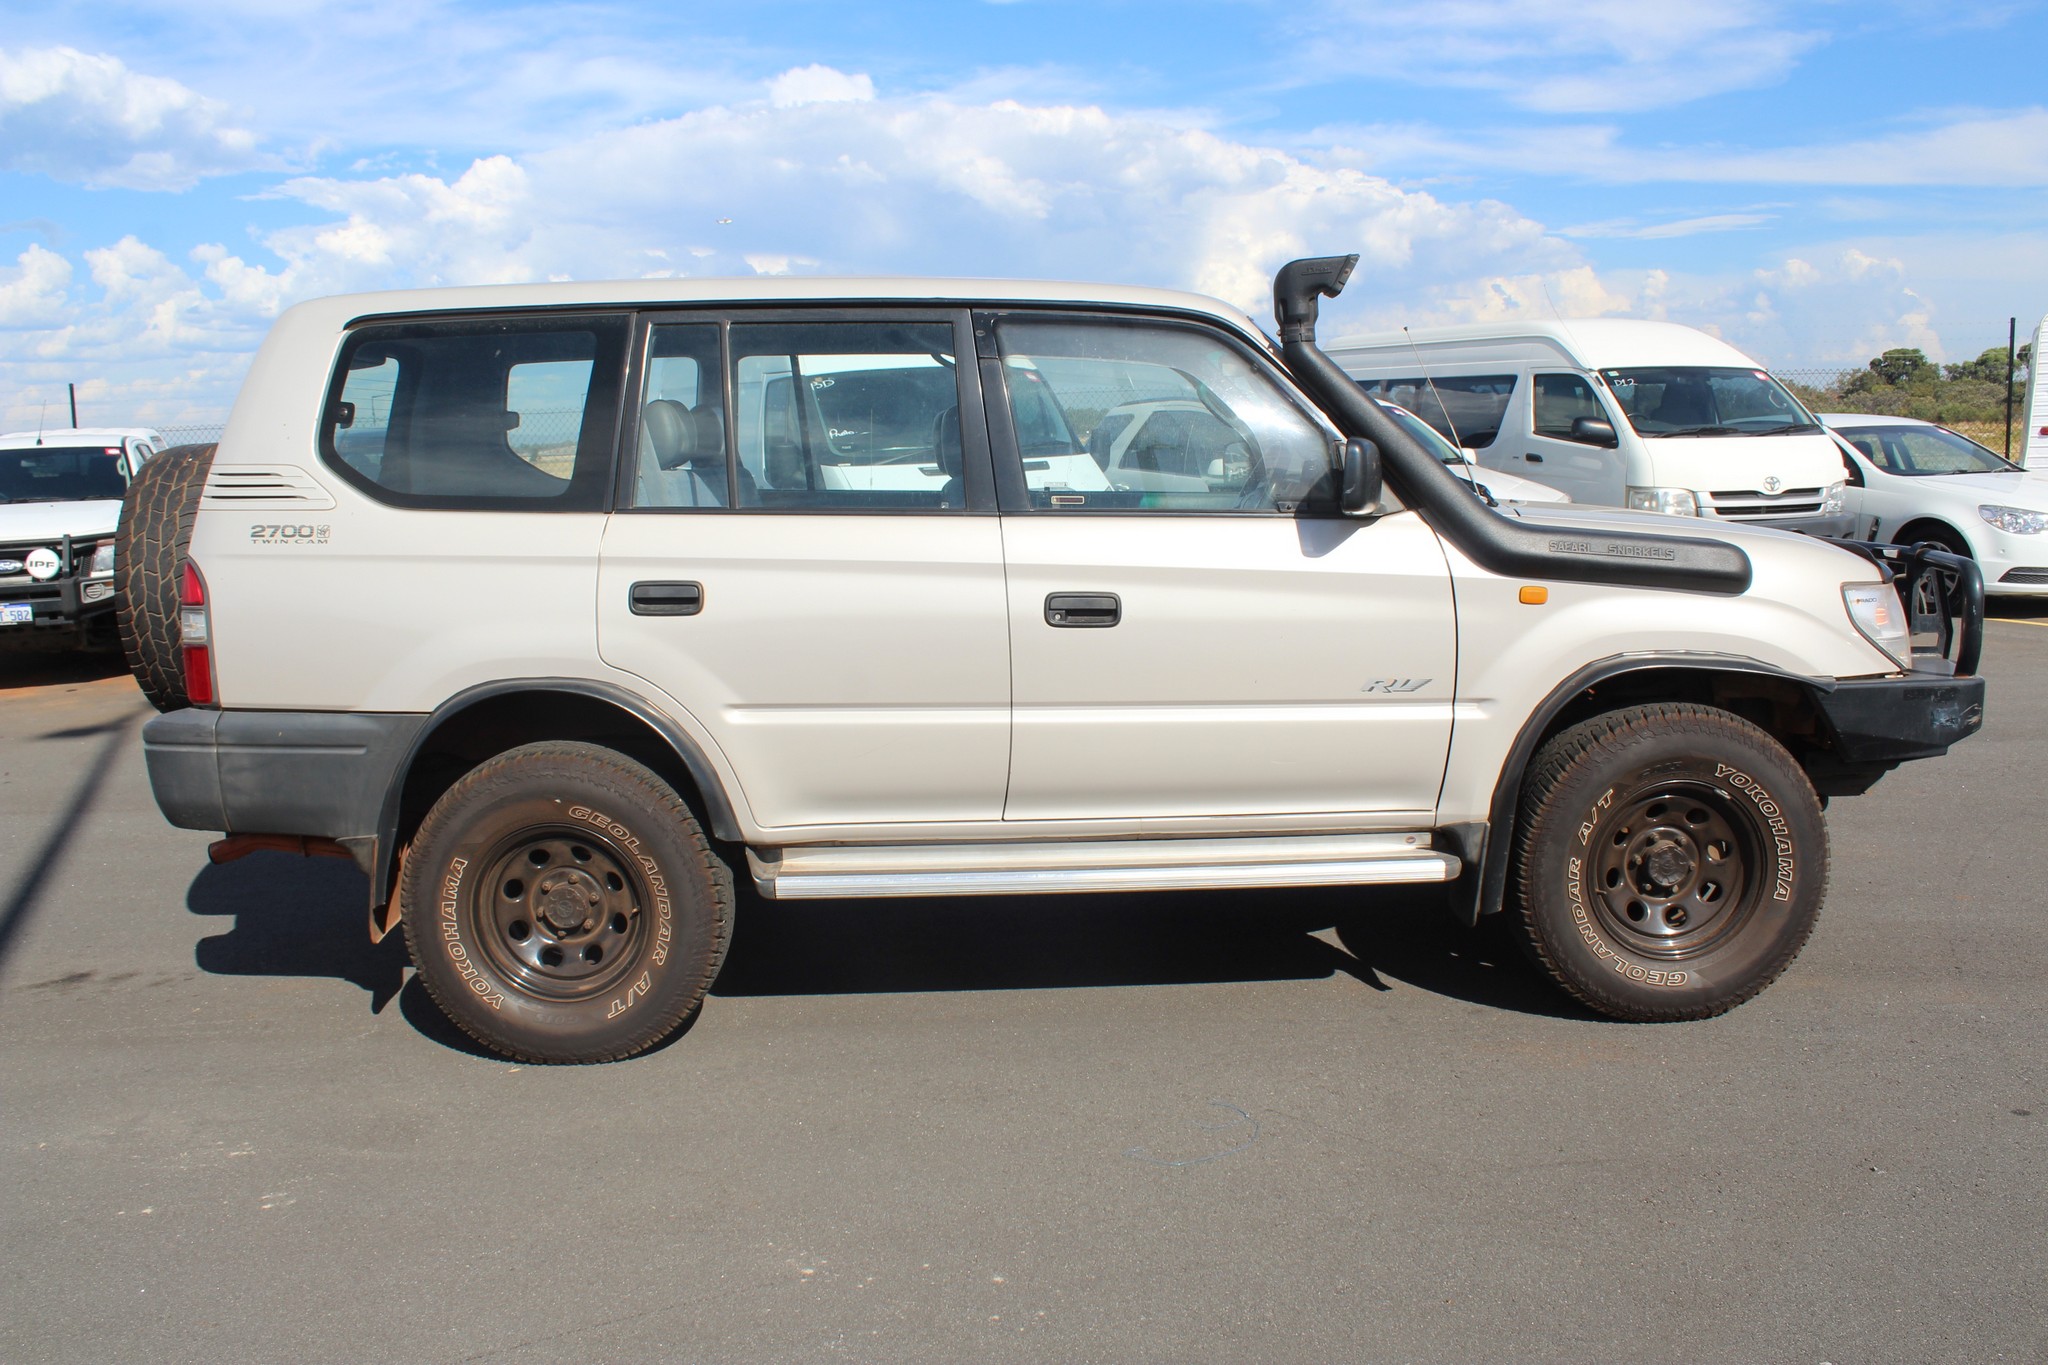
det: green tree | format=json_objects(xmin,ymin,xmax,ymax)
[
  {"xmin": 1943, "ymin": 346, "xmax": 2013, "ymax": 383},
  {"xmin": 1868, "ymin": 348, "xmax": 1936, "ymax": 386}
]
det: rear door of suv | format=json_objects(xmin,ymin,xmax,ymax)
[
  {"xmin": 984, "ymin": 311, "xmax": 1458, "ymax": 823},
  {"xmin": 596, "ymin": 309, "xmax": 1012, "ymax": 831}
]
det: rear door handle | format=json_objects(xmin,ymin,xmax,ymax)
[
  {"xmin": 1045, "ymin": 592, "xmax": 1120, "ymax": 628},
  {"xmin": 629, "ymin": 581, "xmax": 704, "ymax": 616},
  {"xmin": 1524, "ymin": 452, "xmax": 1545, "ymax": 463}
]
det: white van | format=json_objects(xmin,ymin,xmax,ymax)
[{"xmin": 1325, "ymin": 321, "xmax": 1852, "ymax": 536}]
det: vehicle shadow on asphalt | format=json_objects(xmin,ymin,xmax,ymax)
[
  {"xmin": 712, "ymin": 883, "xmax": 1590, "ymax": 1020},
  {"xmin": 179, "ymin": 859, "xmax": 1590, "ymax": 1058},
  {"xmin": 186, "ymin": 852, "xmax": 410, "ymax": 1014},
  {"xmin": 0, "ymin": 647, "xmax": 131, "ymax": 692}
]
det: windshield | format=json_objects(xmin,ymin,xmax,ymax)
[
  {"xmin": 1833, "ymin": 423, "xmax": 2017, "ymax": 476},
  {"xmin": 0, "ymin": 445, "xmax": 131, "ymax": 503},
  {"xmin": 1599, "ymin": 367, "xmax": 1819, "ymax": 437}
]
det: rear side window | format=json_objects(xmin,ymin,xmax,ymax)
[
  {"xmin": 1354, "ymin": 374, "xmax": 1517, "ymax": 449},
  {"xmin": 320, "ymin": 314, "xmax": 628, "ymax": 509}
]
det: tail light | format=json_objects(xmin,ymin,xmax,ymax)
[{"xmin": 179, "ymin": 560, "xmax": 216, "ymax": 706}]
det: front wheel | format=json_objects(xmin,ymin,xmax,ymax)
[
  {"xmin": 1511, "ymin": 703, "xmax": 1828, "ymax": 1021},
  {"xmin": 401, "ymin": 741, "xmax": 732, "ymax": 1062}
]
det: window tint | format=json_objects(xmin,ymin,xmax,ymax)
[
  {"xmin": 1532, "ymin": 372, "xmax": 1604, "ymax": 441},
  {"xmin": 730, "ymin": 320, "xmax": 965, "ymax": 511},
  {"xmin": 996, "ymin": 317, "xmax": 1332, "ymax": 513},
  {"xmin": 1353, "ymin": 375, "xmax": 1516, "ymax": 449},
  {"xmin": 320, "ymin": 314, "xmax": 628, "ymax": 508},
  {"xmin": 632, "ymin": 324, "xmax": 727, "ymax": 509}
]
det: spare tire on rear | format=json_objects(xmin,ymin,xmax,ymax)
[{"xmin": 116, "ymin": 443, "xmax": 216, "ymax": 712}]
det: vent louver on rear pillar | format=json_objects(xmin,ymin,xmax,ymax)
[{"xmin": 199, "ymin": 466, "xmax": 338, "ymax": 510}]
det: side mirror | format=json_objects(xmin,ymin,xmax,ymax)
[
  {"xmin": 1341, "ymin": 438, "xmax": 1382, "ymax": 515},
  {"xmin": 1571, "ymin": 417, "xmax": 1619, "ymax": 448}
]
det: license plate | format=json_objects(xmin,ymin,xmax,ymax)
[{"xmin": 1, "ymin": 603, "xmax": 32, "ymax": 625}]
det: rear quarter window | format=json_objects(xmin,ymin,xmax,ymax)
[
  {"xmin": 1354, "ymin": 374, "xmax": 1517, "ymax": 449},
  {"xmin": 319, "ymin": 313, "xmax": 628, "ymax": 510}
]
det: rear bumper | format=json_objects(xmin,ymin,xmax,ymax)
[{"xmin": 143, "ymin": 709, "xmax": 426, "ymax": 866}]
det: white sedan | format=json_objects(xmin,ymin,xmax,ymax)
[{"xmin": 1822, "ymin": 412, "xmax": 2048, "ymax": 596}]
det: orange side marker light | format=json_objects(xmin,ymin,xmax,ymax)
[{"xmin": 1519, "ymin": 585, "xmax": 1548, "ymax": 605}]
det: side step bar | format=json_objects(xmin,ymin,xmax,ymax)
[{"xmin": 748, "ymin": 834, "xmax": 1459, "ymax": 900}]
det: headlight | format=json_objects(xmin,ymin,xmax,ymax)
[
  {"xmin": 1627, "ymin": 486, "xmax": 1698, "ymax": 517},
  {"xmin": 1843, "ymin": 582, "xmax": 1912, "ymax": 669},
  {"xmin": 1979, "ymin": 504, "xmax": 2048, "ymax": 536},
  {"xmin": 1820, "ymin": 481, "xmax": 1846, "ymax": 514},
  {"xmin": 88, "ymin": 541, "xmax": 115, "ymax": 576}
]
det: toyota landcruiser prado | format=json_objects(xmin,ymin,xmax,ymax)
[{"xmin": 122, "ymin": 256, "xmax": 1986, "ymax": 1063}]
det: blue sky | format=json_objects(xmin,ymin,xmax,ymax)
[{"xmin": 2, "ymin": 0, "xmax": 2044, "ymax": 428}]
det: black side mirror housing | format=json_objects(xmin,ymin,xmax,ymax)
[
  {"xmin": 1571, "ymin": 417, "xmax": 1619, "ymax": 448},
  {"xmin": 1341, "ymin": 438, "xmax": 1382, "ymax": 515}
]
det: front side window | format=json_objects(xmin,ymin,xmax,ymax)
[
  {"xmin": 730, "ymin": 320, "xmax": 966, "ymax": 511},
  {"xmin": 1354, "ymin": 374, "xmax": 1517, "ymax": 449},
  {"xmin": 995, "ymin": 317, "xmax": 1333, "ymax": 512},
  {"xmin": 1532, "ymin": 372, "xmax": 1606, "ymax": 442},
  {"xmin": 1600, "ymin": 367, "xmax": 1819, "ymax": 437},
  {"xmin": 320, "ymin": 313, "xmax": 628, "ymax": 508}
]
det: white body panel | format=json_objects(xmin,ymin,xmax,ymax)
[
  {"xmin": 596, "ymin": 513, "xmax": 1011, "ymax": 829},
  {"xmin": 2024, "ymin": 314, "xmax": 2048, "ymax": 470},
  {"xmin": 1325, "ymin": 322, "xmax": 1846, "ymax": 527},
  {"xmin": 1432, "ymin": 504, "xmax": 1901, "ymax": 824},
  {"xmin": 1000, "ymin": 511, "xmax": 1457, "ymax": 821}
]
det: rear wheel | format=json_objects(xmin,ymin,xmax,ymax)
[
  {"xmin": 115, "ymin": 443, "xmax": 216, "ymax": 710},
  {"xmin": 1511, "ymin": 703, "xmax": 1827, "ymax": 1021},
  {"xmin": 402, "ymin": 741, "xmax": 732, "ymax": 1063}
]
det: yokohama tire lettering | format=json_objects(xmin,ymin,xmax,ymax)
[
  {"xmin": 1715, "ymin": 763, "xmax": 1796, "ymax": 901},
  {"xmin": 435, "ymin": 856, "xmax": 505, "ymax": 1010}
]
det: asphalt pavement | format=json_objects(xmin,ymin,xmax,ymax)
[{"xmin": 2, "ymin": 625, "xmax": 2043, "ymax": 1363}]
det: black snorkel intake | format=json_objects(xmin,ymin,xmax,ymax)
[{"xmin": 1273, "ymin": 255, "xmax": 1753, "ymax": 596}]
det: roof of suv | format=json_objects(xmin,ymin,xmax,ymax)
[
  {"xmin": 0, "ymin": 427, "xmax": 162, "ymax": 449},
  {"xmin": 291, "ymin": 276, "xmax": 1272, "ymax": 346}
]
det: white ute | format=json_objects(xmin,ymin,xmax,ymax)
[
  {"xmin": 127, "ymin": 255, "xmax": 1984, "ymax": 1062},
  {"xmin": 0, "ymin": 426, "xmax": 163, "ymax": 648}
]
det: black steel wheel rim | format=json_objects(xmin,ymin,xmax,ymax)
[
  {"xmin": 471, "ymin": 826, "xmax": 648, "ymax": 1001},
  {"xmin": 1586, "ymin": 777, "xmax": 1767, "ymax": 959}
]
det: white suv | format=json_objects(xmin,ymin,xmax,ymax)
[
  {"xmin": 0, "ymin": 426, "xmax": 163, "ymax": 649},
  {"xmin": 126, "ymin": 256, "xmax": 1984, "ymax": 1062}
]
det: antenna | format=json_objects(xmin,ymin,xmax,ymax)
[
  {"xmin": 36, "ymin": 400, "xmax": 47, "ymax": 445},
  {"xmin": 1402, "ymin": 326, "xmax": 1464, "ymax": 450}
]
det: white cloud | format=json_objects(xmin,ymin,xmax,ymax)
[
  {"xmin": 1299, "ymin": 0, "xmax": 1819, "ymax": 113},
  {"xmin": 0, "ymin": 244, "xmax": 74, "ymax": 328},
  {"xmin": 768, "ymin": 64, "xmax": 875, "ymax": 108},
  {"xmin": 1332, "ymin": 108, "xmax": 2048, "ymax": 188},
  {"xmin": 1560, "ymin": 213, "xmax": 1774, "ymax": 240},
  {"xmin": 0, "ymin": 45, "xmax": 270, "ymax": 189}
]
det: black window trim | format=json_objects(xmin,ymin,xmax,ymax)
[
  {"xmin": 978, "ymin": 307, "xmax": 1343, "ymax": 518},
  {"xmin": 316, "ymin": 309, "xmax": 632, "ymax": 513},
  {"xmin": 613, "ymin": 306, "xmax": 997, "ymax": 517}
]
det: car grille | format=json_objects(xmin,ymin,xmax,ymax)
[
  {"xmin": 1700, "ymin": 487, "xmax": 1826, "ymax": 519},
  {"xmin": 2000, "ymin": 567, "xmax": 2048, "ymax": 584}
]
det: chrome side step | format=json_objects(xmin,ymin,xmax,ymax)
[{"xmin": 748, "ymin": 833, "xmax": 1459, "ymax": 900}]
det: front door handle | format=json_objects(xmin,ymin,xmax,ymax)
[
  {"xmin": 1524, "ymin": 452, "xmax": 1545, "ymax": 463},
  {"xmin": 630, "ymin": 581, "xmax": 704, "ymax": 616},
  {"xmin": 1045, "ymin": 592, "xmax": 1120, "ymax": 628}
]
